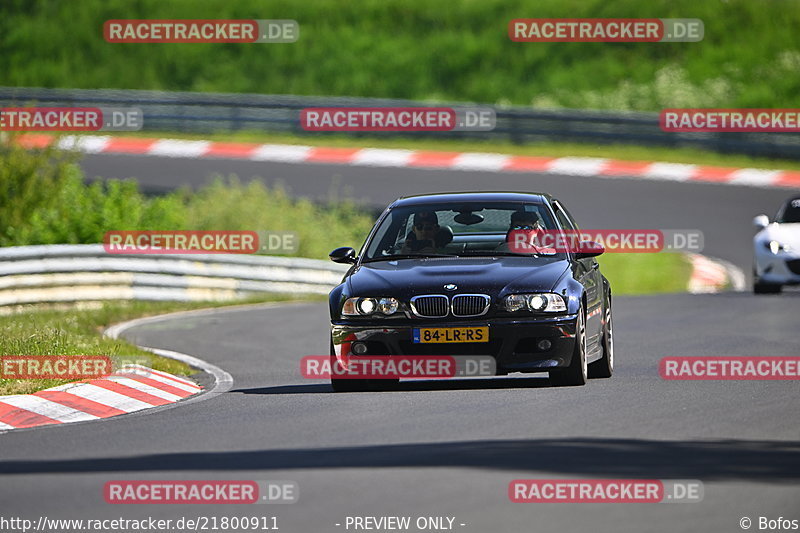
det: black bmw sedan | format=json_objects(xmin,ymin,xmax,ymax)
[{"xmin": 328, "ymin": 192, "xmax": 613, "ymax": 392}]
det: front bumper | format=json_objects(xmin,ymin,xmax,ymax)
[
  {"xmin": 331, "ymin": 314, "xmax": 579, "ymax": 374},
  {"xmin": 755, "ymin": 250, "xmax": 800, "ymax": 285}
]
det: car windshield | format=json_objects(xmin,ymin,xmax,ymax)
[
  {"xmin": 776, "ymin": 198, "xmax": 800, "ymax": 223},
  {"xmin": 361, "ymin": 202, "xmax": 562, "ymax": 261}
]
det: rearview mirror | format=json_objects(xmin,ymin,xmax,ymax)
[
  {"xmin": 454, "ymin": 212, "xmax": 484, "ymax": 225},
  {"xmin": 329, "ymin": 247, "xmax": 357, "ymax": 264},
  {"xmin": 753, "ymin": 214, "xmax": 769, "ymax": 229},
  {"xmin": 575, "ymin": 240, "xmax": 604, "ymax": 259}
]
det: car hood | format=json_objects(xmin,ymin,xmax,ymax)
[
  {"xmin": 758, "ymin": 223, "xmax": 800, "ymax": 248},
  {"xmin": 347, "ymin": 256, "xmax": 569, "ymax": 296}
]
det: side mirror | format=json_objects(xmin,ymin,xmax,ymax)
[
  {"xmin": 753, "ymin": 215, "xmax": 770, "ymax": 229},
  {"xmin": 575, "ymin": 240, "xmax": 605, "ymax": 259},
  {"xmin": 329, "ymin": 247, "xmax": 357, "ymax": 264}
]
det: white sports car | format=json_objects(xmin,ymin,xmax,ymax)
[{"xmin": 753, "ymin": 195, "xmax": 800, "ymax": 293}]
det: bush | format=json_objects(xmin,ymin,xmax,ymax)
[
  {"xmin": 0, "ymin": 136, "xmax": 76, "ymax": 245},
  {"xmin": 184, "ymin": 177, "xmax": 375, "ymax": 257},
  {"xmin": 0, "ymin": 138, "xmax": 374, "ymax": 257}
]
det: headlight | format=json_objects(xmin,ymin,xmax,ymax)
[
  {"xmin": 358, "ymin": 298, "xmax": 377, "ymax": 314},
  {"xmin": 377, "ymin": 297, "xmax": 399, "ymax": 315},
  {"xmin": 504, "ymin": 293, "xmax": 566, "ymax": 313},
  {"xmin": 504, "ymin": 294, "xmax": 527, "ymax": 312},
  {"xmin": 766, "ymin": 240, "xmax": 792, "ymax": 254},
  {"xmin": 342, "ymin": 297, "xmax": 400, "ymax": 316},
  {"xmin": 527, "ymin": 294, "xmax": 547, "ymax": 311}
]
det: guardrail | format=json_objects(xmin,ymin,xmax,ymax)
[
  {"xmin": 0, "ymin": 244, "xmax": 348, "ymax": 306},
  {"xmin": 2, "ymin": 87, "xmax": 799, "ymax": 160}
]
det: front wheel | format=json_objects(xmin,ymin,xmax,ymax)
[
  {"xmin": 753, "ymin": 266, "xmax": 782, "ymax": 294},
  {"xmin": 588, "ymin": 302, "xmax": 613, "ymax": 378},
  {"xmin": 754, "ymin": 281, "xmax": 782, "ymax": 294},
  {"xmin": 550, "ymin": 306, "xmax": 588, "ymax": 386}
]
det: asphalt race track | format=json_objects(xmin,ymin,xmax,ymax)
[{"xmin": 1, "ymin": 154, "xmax": 799, "ymax": 533}]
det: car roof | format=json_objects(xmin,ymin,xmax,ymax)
[{"xmin": 389, "ymin": 191, "xmax": 552, "ymax": 208}]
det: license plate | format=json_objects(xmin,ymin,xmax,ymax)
[{"xmin": 412, "ymin": 326, "xmax": 489, "ymax": 343}]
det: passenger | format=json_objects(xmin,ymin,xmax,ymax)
[{"xmin": 499, "ymin": 210, "xmax": 545, "ymax": 253}]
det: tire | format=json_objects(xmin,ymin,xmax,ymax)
[
  {"xmin": 754, "ymin": 282, "xmax": 782, "ymax": 294},
  {"xmin": 550, "ymin": 306, "xmax": 588, "ymax": 386},
  {"xmin": 330, "ymin": 342, "xmax": 369, "ymax": 392},
  {"xmin": 588, "ymin": 301, "xmax": 613, "ymax": 379},
  {"xmin": 753, "ymin": 268, "xmax": 782, "ymax": 294}
]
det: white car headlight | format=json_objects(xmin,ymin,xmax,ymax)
[
  {"xmin": 527, "ymin": 294, "xmax": 548, "ymax": 311},
  {"xmin": 342, "ymin": 297, "xmax": 400, "ymax": 316},
  {"xmin": 504, "ymin": 293, "xmax": 566, "ymax": 312},
  {"xmin": 766, "ymin": 240, "xmax": 792, "ymax": 254}
]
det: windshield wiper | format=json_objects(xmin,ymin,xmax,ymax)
[{"xmin": 362, "ymin": 253, "xmax": 456, "ymax": 263}]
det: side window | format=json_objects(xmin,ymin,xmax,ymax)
[
  {"xmin": 365, "ymin": 212, "xmax": 410, "ymax": 257},
  {"xmin": 552, "ymin": 202, "xmax": 576, "ymax": 231},
  {"xmin": 561, "ymin": 205, "xmax": 581, "ymax": 230},
  {"xmin": 553, "ymin": 201, "xmax": 581, "ymax": 230}
]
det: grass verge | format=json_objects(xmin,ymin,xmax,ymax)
[
  {"xmin": 598, "ymin": 253, "xmax": 693, "ymax": 295},
  {"xmin": 0, "ymin": 294, "xmax": 315, "ymax": 396}
]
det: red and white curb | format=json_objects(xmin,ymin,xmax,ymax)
[
  {"xmin": 0, "ymin": 304, "xmax": 246, "ymax": 433},
  {"xmin": 687, "ymin": 253, "xmax": 745, "ymax": 293},
  {"xmin": 0, "ymin": 365, "xmax": 201, "ymax": 431},
  {"xmin": 15, "ymin": 134, "xmax": 800, "ymax": 189}
]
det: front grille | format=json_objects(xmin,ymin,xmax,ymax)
[
  {"xmin": 411, "ymin": 295, "xmax": 449, "ymax": 318},
  {"xmin": 787, "ymin": 259, "xmax": 800, "ymax": 275},
  {"xmin": 452, "ymin": 294, "xmax": 491, "ymax": 317},
  {"xmin": 410, "ymin": 294, "xmax": 491, "ymax": 318}
]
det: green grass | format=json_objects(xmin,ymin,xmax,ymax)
[
  {"xmin": 114, "ymin": 129, "xmax": 800, "ymax": 171},
  {"xmin": 1, "ymin": 0, "xmax": 799, "ymax": 111},
  {"xmin": 0, "ymin": 295, "xmax": 312, "ymax": 396},
  {"xmin": 598, "ymin": 253, "xmax": 693, "ymax": 295}
]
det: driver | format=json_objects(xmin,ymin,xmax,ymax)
[{"xmin": 401, "ymin": 211, "xmax": 445, "ymax": 253}]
